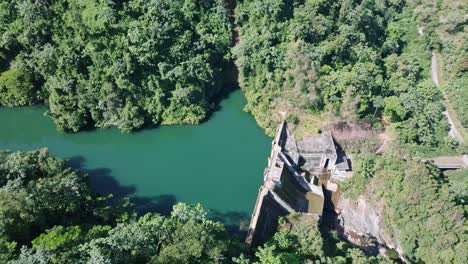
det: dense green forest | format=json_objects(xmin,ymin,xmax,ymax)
[
  {"xmin": 0, "ymin": 0, "xmax": 231, "ymax": 132},
  {"xmin": 1, "ymin": 150, "xmax": 393, "ymax": 263},
  {"xmin": 0, "ymin": 0, "xmax": 466, "ymax": 263},
  {"xmin": 234, "ymin": 0, "xmax": 465, "ymax": 154}
]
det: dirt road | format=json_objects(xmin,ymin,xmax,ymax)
[{"xmin": 431, "ymin": 52, "xmax": 464, "ymax": 143}]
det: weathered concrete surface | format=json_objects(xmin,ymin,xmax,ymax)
[
  {"xmin": 428, "ymin": 155, "xmax": 468, "ymax": 169},
  {"xmin": 245, "ymin": 189, "xmax": 291, "ymax": 246},
  {"xmin": 336, "ymin": 195, "xmax": 407, "ymax": 262}
]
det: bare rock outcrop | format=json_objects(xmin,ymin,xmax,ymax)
[{"xmin": 336, "ymin": 195, "xmax": 407, "ymax": 262}]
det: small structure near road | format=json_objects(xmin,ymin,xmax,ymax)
[
  {"xmin": 246, "ymin": 121, "xmax": 352, "ymax": 245},
  {"xmin": 426, "ymin": 155, "xmax": 468, "ymax": 170}
]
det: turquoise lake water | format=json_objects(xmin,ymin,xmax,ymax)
[{"xmin": 0, "ymin": 90, "xmax": 271, "ymax": 229}]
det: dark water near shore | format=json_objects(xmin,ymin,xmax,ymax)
[{"xmin": 0, "ymin": 90, "xmax": 270, "ymax": 229}]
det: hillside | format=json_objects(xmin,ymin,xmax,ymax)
[
  {"xmin": 0, "ymin": 0, "xmax": 231, "ymax": 132},
  {"xmin": 0, "ymin": 0, "xmax": 466, "ymax": 263}
]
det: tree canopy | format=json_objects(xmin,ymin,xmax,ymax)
[
  {"xmin": 0, "ymin": 0, "xmax": 231, "ymax": 132},
  {"xmin": 233, "ymin": 0, "xmax": 460, "ymax": 155},
  {"xmin": 0, "ymin": 0, "xmax": 466, "ymax": 263}
]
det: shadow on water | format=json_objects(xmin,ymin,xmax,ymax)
[
  {"xmin": 132, "ymin": 195, "xmax": 177, "ymax": 216},
  {"xmin": 67, "ymin": 156, "xmax": 175, "ymax": 216},
  {"xmin": 67, "ymin": 156, "xmax": 136, "ymax": 199},
  {"xmin": 209, "ymin": 210, "xmax": 250, "ymax": 238},
  {"xmin": 66, "ymin": 155, "xmax": 251, "ymax": 238},
  {"xmin": 197, "ymin": 60, "xmax": 241, "ymax": 122}
]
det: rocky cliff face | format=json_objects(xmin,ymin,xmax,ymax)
[{"xmin": 335, "ymin": 195, "xmax": 407, "ymax": 261}]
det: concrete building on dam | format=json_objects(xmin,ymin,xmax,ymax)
[{"xmin": 246, "ymin": 121, "xmax": 352, "ymax": 245}]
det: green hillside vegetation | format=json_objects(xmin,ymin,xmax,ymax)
[
  {"xmin": 1, "ymin": 150, "xmax": 392, "ymax": 264},
  {"xmin": 0, "ymin": 149, "xmax": 124, "ymax": 262},
  {"xmin": 233, "ymin": 0, "xmax": 460, "ymax": 155},
  {"xmin": 408, "ymin": 0, "xmax": 467, "ymax": 129},
  {"xmin": 0, "ymin": 69, "xmax": 41, "ymax": 106},
  {"xmin": 0, "ymin": 0, "xmax": 231, "ymax": 132},
  {"xmin": 234, "ymin": 214, "xmax": 393, "ymax": 264},
  {"xmin": 0, "ymin": 0, "xmax": 466, "ymax": 263},
  {"xmin": 341, "ymin": 148, "xmax": 467, "ymax": 263}
]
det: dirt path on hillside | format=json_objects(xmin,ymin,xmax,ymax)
[
  {"xmin": 431, "ymin": 52, "xmax": 440, "ymax": 87},
  {"xmin": 376, "ymin": 133, "xmax": 389, "ymax": 154},
  {"xmin": 431, "ymin": 52, "xmax": 464, "ymax": 143}
]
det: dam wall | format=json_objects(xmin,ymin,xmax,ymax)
[
  {"xmin": 246, "ymin": 121, "xmax": 350, "ymax": 245},
  {"xmin": 246, "ymin": 187, "xmax": 292, "ymax": 245}
]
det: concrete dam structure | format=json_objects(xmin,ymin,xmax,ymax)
[{"xmin": 246, "ymin": 121, "xmax": 352, "ymax": 245}]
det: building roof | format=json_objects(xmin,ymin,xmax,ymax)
[
  {"xmin": 296, "ymin": 132, "xmax": 336, "ymax": 156},
  {"xmin": 274, "ymin": 121, "xmax": 339, "ymax": 172}
]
